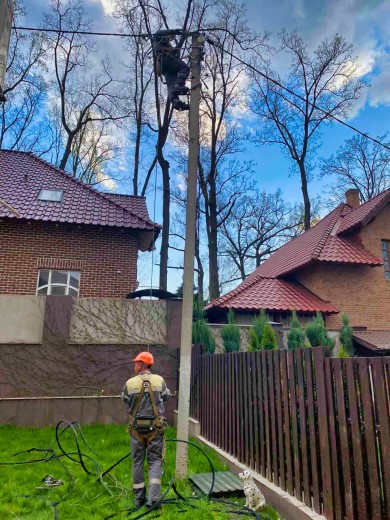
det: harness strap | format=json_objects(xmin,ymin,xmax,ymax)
[{"xmin": 128, "ymin": 375, "xmax": 165, "ymax": 446}]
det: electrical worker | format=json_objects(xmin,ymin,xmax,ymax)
[
  {"xmin": 153, "ymin": 30, "xmax": 190, "ymax": 111},
  {"xmin": 121, "ymin": 351, "xmax": 170, "ymax": 510}
]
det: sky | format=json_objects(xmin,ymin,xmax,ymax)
[{"xmin": 20, "ymin": 0, "xmax": 390, "ymax": 292}]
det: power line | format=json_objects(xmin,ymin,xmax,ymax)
[
  {"xmin": 13, "ymin": 26, "xmax": 147, "ymax": 37},
  {"xmin": 13, "ymin": 25, "xmax": 390, "ymax": 151},
  {"xmin": 209, "ymin": 41, "xmax": 390, "ymax": 152}
]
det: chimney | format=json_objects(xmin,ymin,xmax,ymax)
[{"xmin": 345, "ymin": 189, "xmax": 360, "ymax": 208}]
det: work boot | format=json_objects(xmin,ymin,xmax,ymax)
[
  {"xmin": 172, "ymin": 84, "xmax": 190, "ymax": 95},
  {"xmin": 172, "ymin": 99, "xmax": 189, "ymax": 111},
  {"xmin": 146, "ymin": 500, "xmax": 162, "ymax": 511},
  {"xmin": 134, "ymin": 497, "xmax": 146, "ymax": 509}
]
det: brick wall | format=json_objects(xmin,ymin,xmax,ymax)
[
  {"xmin": 0, "ymin": 219, "xmax": 140, "ymax": 298},
  {"xmin": 296, "ymin": 203, "xmax": 390, "ymax": 330}
]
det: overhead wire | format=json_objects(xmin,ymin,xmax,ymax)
[
  {"xmin": 12, "ymin": 25, "xmax": 389, "ymax": 150},
  {"xmin": 206, "ymin": 39, "xmax": 390, "ymax": 152}
]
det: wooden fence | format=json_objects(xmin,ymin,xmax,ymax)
[{"xmin": 190, "ymin": 345, "xmax": 390, "ymax": 520}]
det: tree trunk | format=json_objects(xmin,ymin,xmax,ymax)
[
  {"xmin": 195, "ymin": 227, "xmax": 204, "ymax": 302},
  {"xmin": 158, "ymin": 153, "xmax": 170, "ymax": 291},
  {"xmin": 298, "ymin": 160, "xmax": 311, "ymax": 230},
  {"xmin": 133, "ymin": 116, "xmax": 142, "ymax": 196},
  {"xmin": 207, "ymin": 177, "xmax": 220, "ymax": 300},
  {"xmin": 59, "ymin": 134, "xmax": 74, "ymax": 171}
]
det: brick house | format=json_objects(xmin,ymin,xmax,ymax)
[
  {"xmin": 0, "ymin": 150, "xmax": 160, "ymax": 298},
  {"xmin": 206, "ymin": 189, "xmax": 390, "ymax": 353}
]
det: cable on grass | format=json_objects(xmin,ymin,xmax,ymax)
[{"xmin": 0, "ymin": 421, "xmax": 272, "ymax": 520}]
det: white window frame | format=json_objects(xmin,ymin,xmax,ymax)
[
  {"xmin": 36, "ymin": 270, "xmax": 80, "ymax": 296},
  {"xmin": 38, "ymin": 189, "xmax": 64, "ymax": 202}
]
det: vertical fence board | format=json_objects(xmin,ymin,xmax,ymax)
[
  {"xmin": 227, "ymin": 353, "xmax": 232, "ymax": 455},
  {"xmin": 274, "ymin": 350, "xmax": 285, "ymax": 490},
  {"xmin": 357, "ymin": 359, "xmax": 382, "ymax": 520},
  {"xmin": 288, "ymin": 350, "xmax": 302, "ymax": 501},
  {"xmin": 217, "ymin": 354, "xmax": 225, "ymax": 448},
  {"xmin": 247, "ymin": 353, "xmax": 255, "ymax": 469},
  {"xmin": 257, "ymin": 352, "xmax": 266, "ymax": 477},
  {"xmin": 371, "ymin": 358, "xmax": 390, "ymax": 519},
  {"xmin": 345, "ymin": 360, "xmax": 368, "ymax": 519},
  {"xmin": 242, "ymin": 354, "xmax": 250, "ymax": 467},
  {"xmin": 296, "ymin": 349, "xmax": 311, "ymax": 507},
  {"xmin": 281, "ymin": 350, "xmax": 294, "ymax": 495},
  {"xmin": 333, "ymin": 359, "xmax": 355, "ymax": 520},
  {"xmin": 238, "ymin": 354, "xmax": 245, "ymax": 462},
  {"xmin": 313, "ymin": 348, "xmax": 333, "ymax": 518},
  {"xmin": 251, "ymin": 352, "xmax": 260, "ymax": 474},
  {"xmin": 262, "ymin": 351, "xmax": 272, "ymax": 481},
  {"xmin": 234, "ymin": 353, "xmax": 240, "ymax": 459},
  {"xmin": 269, "ymin": 351, "xmax": 278, "ymax": 484},
  {"xmin": 324, "ymin": 357, "xmax": 342, "ymax": 520},
  {"xmin": 305, "ymin": 349, "xmax": 320, "ymax": 514}
]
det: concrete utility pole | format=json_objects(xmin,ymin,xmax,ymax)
[{"xmin": 175, "ymin": 32, "xmax": 204, "ymax": 479}]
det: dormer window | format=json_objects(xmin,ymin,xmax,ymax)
[{"xmin": 38, "ymin": 189, "xmax": 64, "ymax": 202}]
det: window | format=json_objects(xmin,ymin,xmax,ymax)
[
  {"xmin": 38, "ymin": 189, "xmax": 64, "ymax": 202},
  {"xmin": 381, "ymin": 240, "xmax": 390, "ymax": 280},
  {"xmin": 37, "ymin": 270, "xmax": 80, "ymax": 295}
]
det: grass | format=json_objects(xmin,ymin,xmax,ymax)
[{"xmin": 0, "ymin": 424, "xmax": 280, "ymax": 520}]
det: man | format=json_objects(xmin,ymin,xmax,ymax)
[
  {"xmin": 153, "ymin": 30, "xmax": 190, "ymax": 111},
  {"xmin": 121, "ymin": 351, "xmax": 170, "ymax": 510}
]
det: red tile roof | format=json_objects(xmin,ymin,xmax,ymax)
[
  {"xmin": 104, "ymin": 193, "xmax": 150, "ymax": 221},
  {"xmin": 244, "ymin": 200, "xmax": 383, "ymax": 281},
  {"xmin": 318, "ymin": 236, "xmax": 382, "ymax": 265},
  {"xmin": 353, "ymin": 330, "xmax": 390, "ymax": 351},
  {"xmin": 207, "ymin": 187, "xmax": 389, "ymax": 313},
  {"xmin": 205, "ymin": 277, "xmax": 338, "ymax": 314},
  {"xmin": 0, "ymin": 151, "xmax": 160, "ymax": 242},
  {"xmin": 338, "ymin": 188, "xmax": 390, "ymax": 234}
]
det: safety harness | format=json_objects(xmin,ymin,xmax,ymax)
[{"xmin": 127, "ymin": 376, "xmax": 165, "ymax": 447}]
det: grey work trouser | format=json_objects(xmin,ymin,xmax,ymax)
[{"xmin": 131, "ymin": 433, "xmax": 164, "ymax": 502}]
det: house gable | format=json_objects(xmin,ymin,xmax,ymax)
[{"xmin": 296, "ymin": 201, "xmax": 390, "ymax": 330}]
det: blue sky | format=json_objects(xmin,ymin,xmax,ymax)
[{"xmin": 20, "ymin": 0, "xmax": 390, "ymax": 290}]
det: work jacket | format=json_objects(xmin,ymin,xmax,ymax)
[{"xmin": 121, "ymin": 370, "xmax": 170, "ymax": 419}]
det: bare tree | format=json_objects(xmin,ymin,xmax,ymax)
[
  {"xmin": 113, "ymin": 2, "xmax": 155, "ymax": 196},
  {"xmin": 219, "ymin": 189, "xmax": 301, "ymax": 288},
  {"xmin": 44, "ymin": 0, "xmax": 131, "ymax": 180},
  {"xmin": 0, "ymin": 1, "xmax": 48, "ymax": 152},
  {"xmin": 69, "ymin": 118, "xmax": 122, "ymax": 187},
  {"xmin": 251, "ymin": 31, "xmax": 365, "ymax": 230},
  {"xmin": 321, "ymin": 134, "xmax": 390, "ymax": 203}
]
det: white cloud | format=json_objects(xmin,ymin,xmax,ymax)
[{"xmin": 91, "ymin": 0, "xmax": 116, "ymax": 16}]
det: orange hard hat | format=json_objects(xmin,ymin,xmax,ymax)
[{"xmin": 132, "ymin": 351, "xmax": 154, "ymax": 365}]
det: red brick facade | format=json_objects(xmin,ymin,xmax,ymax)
[
  {"xmin": 296, "ymin": 202, "xmax": 390, "ymax": 330},
  {"xmin": 0, "ymin": 219, "xmax": 139, "ymax": 298}
]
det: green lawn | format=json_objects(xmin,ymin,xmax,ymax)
[{"xmin": 0, "ymin": 424, "xmax": 279, "ymax": 519}]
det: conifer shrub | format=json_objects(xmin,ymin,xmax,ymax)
[
  {"xmin": 261, "ymin": 322, "xmax": 278, "ymax": 350},
  {"xmin": 221, "ymin": 309, "xmax": 241, "ymax": 352},
  {"xmin": 248, "ymin": 309, "xmax": 267, "ymax": 351},
  {"xmin": 287, "ymin": 311, "xmax": 306, "ymax": 349},
  {"xmin": 305, "ymin": 312, "xmax": 335, "ymax": 348},
  {"xmin": 337, "ymin": 345, "xmax": 350, "ymax": 358},
  {"xmin": 192, "ymin": 301, "xmax": 216, "ymax": 354},
  {"xmin": 339, "ymin": 315, "xmax": 354, "ymax": 355}
]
